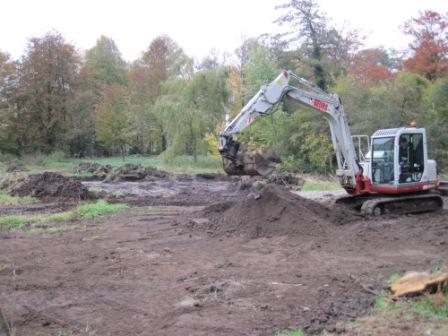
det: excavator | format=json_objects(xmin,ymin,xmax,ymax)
[{"xmin": 218, "ymin": 70, "xmax": 443, "ymax": 215}]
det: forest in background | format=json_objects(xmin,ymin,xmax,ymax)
[{"xmin": 0, "ymin": 0, "xmax": 447, "ymax": 173}]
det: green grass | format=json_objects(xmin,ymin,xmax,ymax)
[
  {"xmin": 301, "ymin": 180, "xmax": 342, "ymax": 191},
  {"xmin": 0, "ymin": 191, "xmax": 37, "ymax": 206},
  {"xmin": 71, "ymin": 200, "xmax": 128, "ymax": 220},
  {"xmin": 386, "ymin": 272, "xmax": 402, "ymax": 285},
  {"xmin": 339, "ymin": 288, "xmax": 448, "ymax": 336},
  {"xmin": 0, "ymin": 215, "xmax": 35, "ymax": 229},
  {"xmin": 0, "ymin": 200, "xmax": 128, "ymax": 231},
  {"xmin": 23, "ymin": 154, "xmax": 223, "ymax": 174}
]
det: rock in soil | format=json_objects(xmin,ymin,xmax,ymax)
[{"xmin": 10, "ymin": 172, "xmax": 93, "ymax": 201}]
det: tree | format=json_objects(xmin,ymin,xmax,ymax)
[
  {"xmin": 275, "ymin": 0, "xmax": 361, "ymax": 89},
  {"xmin": 0, "ymin": 50, "xmax": 21, "ymax": 154},
  {"xmin": 403, "ymin": 10, "xmax": 448, "ymax": 80},
  {"xmin": 425, "ymin": 79, "xmax": 448, "ymax": 169},
  {"xmin": 94, "ymin": 84, "xmax": 133, "ymax": 157},
  {"xmin": 154, "ymin": 68, "xmax": 229, "ymax": 162},
  {"xmin": 276, "ymin": 0, "xmax": 327, "ymax": 88},
  {"xmin": 85, "ymin": 35, "xmax": 129, "ymax": 88},
  {"xmin": 348, "ymin": 48, "xmax": 393, "ymax": 85},
  {"xmin": 13, "ymin": 32, "xmax": 80, "ymax": 152},
  {"xmin": 244, "ymin": 43, "xmax": 279, "ymax": 98},
  {"xmin": 130, "ymin": 36, "xmax": 193, "ymax": 153}
]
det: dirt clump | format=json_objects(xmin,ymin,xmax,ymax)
[
  {"xmin": 10, "ymin": 172, "xmax": 93, "ymax": 201},
  {"xmin": 73, "ymin": 162, "xmax": 170, "ymax": 182},
  {"xmin": 199, "ymin": 184, "xmax": 352, "ymax": 238},
  {"xmin": 73, "ymin": 162, "xmax": 112, "ymax": 179},
  {"xmin": 239, "ymin": 172, "xmax": 305, "ymax": 191}
]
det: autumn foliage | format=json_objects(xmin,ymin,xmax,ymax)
[
  {"xmin": 0, "ymin": 3, "xmax": 448, "ymax": 171},
  {"xmin": 403, "ymin": 10, "xmax": 448, "ymax": 80}
]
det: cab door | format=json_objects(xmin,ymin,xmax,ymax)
[{"xmin": 397, "ymin": 133, "xmax": 424, "ymax": 184}]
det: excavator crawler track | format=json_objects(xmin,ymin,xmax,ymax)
[{"xmin": 360, "ymin": 192, "xmax": 443, "ymax": 216}]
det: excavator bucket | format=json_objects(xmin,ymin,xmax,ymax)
[{"xmin": 222, "ymin": 144, "xmax": 280, "ymax": 176}]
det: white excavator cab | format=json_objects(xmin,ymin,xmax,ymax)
[{"xmin": 368, "ymin": 127, "xmax": 438, "ymax": 193}]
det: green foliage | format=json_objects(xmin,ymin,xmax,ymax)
[
  {"xmin": 94, "ymin": 84, "xmax": 133, "ymax": 156},
  {"xmin": 244, "ymin": 43, "xmax": 279, "ymax": 98},
  {"xmin": 155, "ymin": 68, "xmax": 229, "ymax": 162},
  {"xmin": 85, "ymin": 35, "xmax": 129, "ymax": 87},
  {"xmin": 387, "ymin": 272, "xmax": 402, "ymax": 285},
  {"xmin": 374, "ymin": 289, "xmax": 448, "ymax": 319},
  {"xmin": 72, "ymin": 200, "xmax": 128, "ymax": 220},
  {"xmin": 0, "ymin": 200, "xmax": 128, "ymax": 231},
  {"xmin": 301, "ymin": 180, "xmax": 341, "ymax": 191},
  {"xmin": 1, "ymin": 19, "xmax": 448, "ymax": 173},
  {"xmin": 0, "ymin": 192, "xmax": 36, "ymax": 206},
  {"xmin": 0, "ymin": 215, "xmax": 34, "ymax": 230}
]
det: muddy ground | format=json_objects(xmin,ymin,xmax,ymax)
[{"xmin": 0, "ymin": 174, "xmax": 447, "ymax": 336}]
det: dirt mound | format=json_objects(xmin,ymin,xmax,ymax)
[
  {"xmin": 239, "ymin": 172, "xmax": 305, "ymax": 191},
  {"xmin": 199, "ymin": 184, "xmax": 352, "ymax": 238},
  {"xmin": 106, "ymin": 164, "xmax": 169, "ymax": 182},
  {"xmin": 10, "ymin": 172, "xmax": 93, "ymax": 201},
  {"xmin": 73, "ymin": 162, "xmax": 170, "ymax": 182},
  {"xmin": 73, "ymin": 162, "xmax": 112, "ymax": 179}
]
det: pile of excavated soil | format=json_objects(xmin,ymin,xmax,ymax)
[
  {"xmin": 10, "ymin": 172, "xmax": 93, "ymax": 201},
  {"xmin": 239, "ymin": 173, "xmax": 305, "ymax": 191},
  {"xmin": 73, "ymin": 162, "xmax": 170, "ymax": 181},
  {"xmin": 198, "ymin": 184, "xmax": 354, "ymax": 238}
]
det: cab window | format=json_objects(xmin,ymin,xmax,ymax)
[
  {"xmin": 371, "ymin": 137, "xmax": 394, "ymax": 184},
  {"xmin": 399, "ymin": 133, "xmax": 423, "ymax": 183}
]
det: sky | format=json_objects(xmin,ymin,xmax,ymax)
[{"xmin": 1, "ymin": 0, "xmax": 447, "ymax": 62}]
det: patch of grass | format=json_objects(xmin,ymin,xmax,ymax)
[
  {"xmin": 72, "ymin": 200, "xmax": 128, "ymax": 220},
  {"xmin": 301, "ymin": 180, "xmax": 342, "ymax": 191},
  {"xmin": 342, "ymin": 287, "xmax": 448, "ymax": 336},
  {"xmin": 0, "ymin": 215, "xmax": 35, "ymax": 229},
  {"xmin": 411, "ymin": 295, "xmax": 448, "ymax": 318},
  {"xmin": 0, "ymin": 191, "xmax": 37, "ymax": 206},
  {"xmin": 0, "ymin": 200, "xmax": 128, "ymax": 232},
  {"xmin": 387, "ymin": 272, "xmax": 402, "ymax": 285},
  {"xmin": 23, "ymin": 154, "xmax": 223, "ymax": 174},
  {"xmin": 276, "ymin": 330, "xmax": 304, "ymax": 336},
  {"xmin": 47, "ymin": 212, "xmax": 73, "ymax": 223}
]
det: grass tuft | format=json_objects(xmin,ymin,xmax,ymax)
[
  {"xmin": 0, "ymin": 200, "xmax": 128, "ymax": 232},
  {"xmin": 387, "ymin": 272, "xmax": 402, "ymax": 285},
  {"xmin": 301, "ymin": 180, "xmax": 341, "ymax": 191},
  {"xmin": 0, "ymin": 215, "xmax": 35, "ymax": 230},
  {"xmin": 0, "ymin": 191, "xmax": 37, "ymax": 206},
  {"xmin": 72, "ymin": 200, "xmax": 128, "ymax": 220}
]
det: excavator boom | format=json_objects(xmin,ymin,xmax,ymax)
[
  {"xmin": 219, "ymin": 70, "xmax": 443, "ymax": 215},
  {"xmin": 219, "ymin": 71, "xmax": 360, "ymax": 192}
]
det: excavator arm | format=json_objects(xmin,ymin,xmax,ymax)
[{"xmin": 219, "ymin": 70, "xmax": 362, "ymax": 192}]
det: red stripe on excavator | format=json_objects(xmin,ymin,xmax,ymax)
[
  {"xmin": 370, "ymin": 181, "xmax": 431, "ymax": 194},
  {"xmin": 312, "ymin": 99, "xmax": 328, "ymax": 112}
]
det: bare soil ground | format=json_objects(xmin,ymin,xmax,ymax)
[{"xmin": 0, "ymin": 176, "xmax": 447, "ymax": 336}]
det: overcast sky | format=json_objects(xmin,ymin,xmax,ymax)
[{"xmin": 1, "ymin": 0, "xmax": 447, "ymax": 62}]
